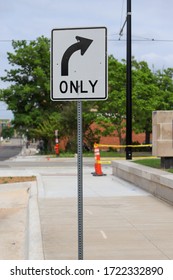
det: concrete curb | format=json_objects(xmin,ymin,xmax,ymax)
[
  {"xmin": 27, "ymin": 179, "xmax": 44, "ymax": 259},
  {"xmin": 112, "ymin": 160, "xmax": 173, "ymax": 205},
  {"xmin": 36, "ymin": 174, "xmax": 45, "ymax": 198},
  {"xmin": 0, "ymin": 173, "xmax": 44, "ymax": 259}
]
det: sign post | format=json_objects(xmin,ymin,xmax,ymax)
[
  {"xmin": 51, "ymin": 27, "xmax": 107, "ymax": 259},
  {"xmin": 126, "ymin": 0, "xmax": 132, "ymax": 160},
  {"xmin": 77, "ymin": 100, "xmax": 83, "ymax": 260}
]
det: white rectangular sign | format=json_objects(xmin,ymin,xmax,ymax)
[{"xmin": 51, "ymin": 27, "xmax": 107, "ymax": 101}]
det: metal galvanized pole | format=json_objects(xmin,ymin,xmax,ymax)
[
  {"xmin": 126, "ymin": 0, "xmax": 132, "ymax": 160},
  {"xmin": 77, "ymin": 100, "xmax": 83, "ymax": 260}
]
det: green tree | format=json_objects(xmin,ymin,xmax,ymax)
[
  {"xmin": 132, "ymin": 61, "xmax": 173, "ymax": 143},
  {"xmin": 132, "ymin": 60, "xmax": 161, "ymax": 143},
  {"xmin": 0, "ymin": 37, "xmax": 104, "ymax": 152},
  {"xmin": 59, "ymin": 101, "xmax": 103, "ymax": 152},
  {"xmin": 1, "ymin": 38, "xmax": 173, "ymax": 152},
  {"xmin": 1, "ymin": 126, "xmax": 14, "ymax": 139},
  {"xmin": 155, "ymin": 68, "xmax": 173, "ymax": 110},
  {"xmin": 0, "ymin": 36, "xmax": 63, "ymax": 150},
  {"xmin": 95, "ymin": 55, "xmax": 126, "ymax": 145},
  {"xmin": 33, "ymin": 112, "xmax": 62, "ymax": 152}
]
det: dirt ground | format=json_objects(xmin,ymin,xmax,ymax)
[{"xmin": 0, "ymin": 176, "xmax": 36, "ymax": 184}]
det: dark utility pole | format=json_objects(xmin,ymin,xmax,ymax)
[{"xmin": 126, "ymin": 0, "xmax": 132, "ymax": 160}]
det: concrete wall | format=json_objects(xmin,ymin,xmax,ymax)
[
  {"xmin": 152, "ymin": 110, "xmax": 173, "ymax": 157},
  {"xmin": 112, "ymin": 160, "xmax": 173, "ymax": 205}
]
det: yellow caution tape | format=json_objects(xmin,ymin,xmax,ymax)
[
  {"xmin": 95, "ymin": 144, "xmax": 152, "ymax": 148},
  {"xmin": 97, "ymin": 160, "xmax": 111, "ymax": 164}
]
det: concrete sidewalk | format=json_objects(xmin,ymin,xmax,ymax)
[
  {"xmin": 1, "ymin": 156, "xmax": 173, "ymax": 260},
  {"xmin": 38, "ymin": 164, "xmax": 173, "ymax": 260},
  {"xmin": 0, "ymin": 183, "xmax": 29, "ymax": 259},
  {"xmin": 0, "ymin": 172, "xmax": 43, "ymax": 260}
]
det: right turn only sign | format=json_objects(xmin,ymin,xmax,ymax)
[{"xmin": 51, "ymin": 27, "xmax": 107, "ymax": 101}]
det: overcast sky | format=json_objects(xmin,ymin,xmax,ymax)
[{"xmin": 0, "ymin": 0, "xmax": 173, "ymax": 119}]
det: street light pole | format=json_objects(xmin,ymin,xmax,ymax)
[{"xmin": 126, "ymin": 0, "xmax": 132, "ymax": 160}]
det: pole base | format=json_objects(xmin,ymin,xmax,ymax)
[
  {"xmin": 91, "ymin": 172, "xmax": 107, "ymax": 176},
  {"xmin": 161, "ymin": 157, "xmax": 173, "ymax": 169}
]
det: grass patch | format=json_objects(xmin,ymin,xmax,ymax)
[
  {"xmin": 0, "ymin": 176, "xmax": 36, "ymax": 184},
  {"xmin": 169, "ymin": 169, "xmax": 173, "ymax": 173},
  {"xmin": 134, "ymin": 158, "xmax": 161, "ymax": 168},
  {"xmin": 44, "ymin": 150, "xmax": 153, "ymax": 158},
  {"xmin": 133, "ymin": 158, "xmax": 173, "ymax": 173},
  {"xmin": 57, "ymin": 151, "xmax": 153, "ymax": 158}
]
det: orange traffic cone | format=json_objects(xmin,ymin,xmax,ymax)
[{"xmin": 92, "ymin": 144, "xmax": 106, "ymax": 176}]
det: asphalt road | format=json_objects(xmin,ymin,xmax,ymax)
[
  {"xmin": 0, "ymin": 144, "xmax": 22, "ymax": 161},
  {"xmin": 0, "ymin": 138, "xmax": 22, "ymax": 161}
]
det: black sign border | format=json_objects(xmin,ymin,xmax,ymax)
[{"xmin": 51, "ymin": 26, "xmax": 108, "ymax": 101}]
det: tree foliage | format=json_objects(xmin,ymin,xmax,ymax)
[
  {"xmin": 0, "ymin": 37, "xmax": 64, "ymax": 149},
  {"xmin": 1, "ymin": 37, "xmax": 173, "ymax": 150},
  {"xmin": 132, "ymin": 61, "xmax": 173, "ymax": 142},
  {"xmin": 95, "ymin": 55, "xmax": 126, "ymax": 144},
  {"xmin": 0, "ymin": 37, "xmax": 104, "ymax": 150},
  {"xmin": 132, "ymin": 60, "xmax": 160, "ymax": 143},
  {"xmin": 1, "ymin": 126, "xmax": 14, "ymax": 139},
  {"xmin": 1, "ymin": 37, "xmax": 51, "ymax": 125}
]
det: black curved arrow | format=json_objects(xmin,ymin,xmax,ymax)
[{"xmin": 61, "ymin": 36, "xmax": 93, "ymax": 76}]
